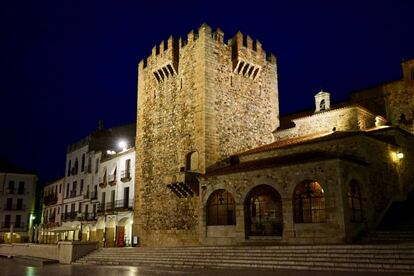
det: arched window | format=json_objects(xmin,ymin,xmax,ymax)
[
  {"xmin": 245, "ymin": 185, "xmax": 283, "ymax": 236},
  {"xmin": 319, "ymin": 99, "xmax": 326, "ymax": 111},
  {"xmin": 348, "ymin": 180, "xmax": 363, "ymax": 222},
  {"xmin": 207, "ymin": 189, "xmax": 236, "ymax": 225},
  {"xmin": 293, "ymin": 180, "xmax": 326, "ymax": 223}
]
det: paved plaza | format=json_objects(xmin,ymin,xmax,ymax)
[{"xmin": 0, "ymin": 258, "xmax": 411, "ymax": 276}]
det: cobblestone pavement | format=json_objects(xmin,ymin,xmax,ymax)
[{"xmin": 0, "ymin": 258, "xmax": 411, "ymax": 276}]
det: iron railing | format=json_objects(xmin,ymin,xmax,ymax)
[
  {"xmin": 43, "ymin": 194, "xmax": 58, "ymax": 205},
  {"xmin": 62, "ymin": 212, "xmax": 78, "ymax": 221},
  {"xmin": 1, "ymin": 222, "xmax": 26, "ymax": 229},
  {"xmin": 4, "ymin": 204, "xmax": 26, "ymax": 211},
  {"xmin": 121, "ymin": 170, "xmax": 131, "ymax": 182},
  {"xmin": 97, "ymin": 199, "xmax": 134, "ymax": 213},
  {"xmin": 89, "ymin": 191, "xmax": 98, "ymax": 200}
]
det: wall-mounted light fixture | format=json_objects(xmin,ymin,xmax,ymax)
[{"xmin": 396, "ymin": 151, "xmax": 404, "ymax": 159}]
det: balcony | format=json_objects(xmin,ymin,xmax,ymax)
[
  {"xmin": 108, "ymin": 173, "xmax": 117, "ymax": 186},
  {"xmin": 1, "ymin": 222, "xmax": 26, "ymax": 230},
  {"xmin": 98, "ymin": 177, "xmax": 107, "ymax": 188},
  {"xmin": 167, "ymin": 171, "xmax": 200, "ymax": 198},
  {"xmin": 90, "ymin": 191, "xmax": 98, "ymax": 200},
  {"xmin": 121, "ymin": 170, "xmax": 131, "ymax": 182},
  {"xmin": 84, "ymin": 212, "xmax": 97, "ymax": 221},
  {"xmin": 97, "ymin": 199, "xmax": 134, "ymax": 214},
  {"xmin": 4, "ymin": 204, "xmax": 26, "ymax": 211},
  {"xmin": 43, "ymin": 194, "xmax": 58, "ymax": 206},
  {"xmin": 65, "ymin": 190, "xmax": 79, "ymax": 199},
  {"xmin": 62, "ymin": 212, "xmax": 78, "ymax": 221},
  {"xmin": 83, "ymin": 190, "xmax": 90, "ymax": 199},
  {"xmin": 17, "ymin": 188, "xmax": 25, "ymax": 195},
  {"xmin": 84, "ymin": 165, "xmax": 92, "ymax": 174},
  {"xmin": 48, "ymin": 216, "xmax": 56, "ymax": 223}
]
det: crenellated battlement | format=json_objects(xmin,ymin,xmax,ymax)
[
  {"xmin": 139, "ymin": 23, "xmax": 276, "ymax": 82},
  {"xmin": 135, "ymin": 23, "xmax": 279, "ymax": 246},
  {"xmin": 228, "ymin": 31, "xmax": 275, "ymax": 80}
]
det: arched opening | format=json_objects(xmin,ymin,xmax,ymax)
[
  {"xmin": 81, "ymin": 225, "xmax": 90, "ymax": 241},
  {"xmin": 207, "ymin": 189, "xmax": 236, "ymax": 225},
  {"xmin": 89, "ymin": 225, "xmax": 97, "ymax": 242},
  {"xmin": 105, "ymin": 219, "xmax": 116, "ymax": 247},
  {"xmin": 348, "ymin": 180, "xmax": 363, "ymax": 223},
  {"xmin": 95, "ymin": 218, "xmax": 105, "ymax": 245},
  {"xmin": 293, "ymin": 180, "xmax": 326, "ymax": 223},
  {"xmin": 320, "ymin": 99, "xmax": 326, "ymax": 111},
  {"xmin": 117, "ymin": 217, "xmax": 132, "ymax": 247},
  {"xmin": 185, "ymin": 151, "xmax": 199, "ymax": 171},
  {"xmin": 245, "ymin": 185, "xmax": 283, "ymax": 236}
]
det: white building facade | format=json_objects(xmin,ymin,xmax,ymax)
[
  {"xmin": 40, "ymin": 123, "xmax": 135, "ymax": 247},
  {"xmin": 95, "ymin": 148, "xmax": 135, "ymax": 247},
  {"xmin": 0, "ymin": 163, "xmax": 37, "ymax": 243}
]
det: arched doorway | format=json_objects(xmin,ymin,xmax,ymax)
[
  {"xmin": 95, "ymin": 218, "xmax": 105, "ymax": 246},
  {"xmin": 117, "ymin": 217, "xmax": 130, "ymax": 247},
  {"xmin": 105, "ymin": 219, "xmax": 116, "ymax": 247},
  {"xmin": 81, "ymin": 225, "xmax": 90, "ymax": 241},
  {"xmin": 245, "ymin": 185, "xmax": 283, "ymax": 236}
]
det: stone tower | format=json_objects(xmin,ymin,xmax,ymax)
[{"xmin": 134, "ymin": 23, "xmax": 279, "ymax": 246}]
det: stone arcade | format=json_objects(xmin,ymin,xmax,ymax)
[{"xmin": 133, "ymin": 24, "xmax": 414, "ymax": 246}]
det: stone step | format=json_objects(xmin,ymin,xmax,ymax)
[
  {"xmin": 90, "ymin": 246, "xmax": 414, "ymax": 251},
  {"xmin": 97, "ymin": 245, "xmax": 414, "ymax": 250},
  {"xmin": 79, "ymin": 254, "xmax": 414, "ymax": 265},
  {"xmin": 76, "ymin": 245, "xmax": 414, "ymax": 272},
  {"xmin": 86, "ymin": 248, "xmax": 414, "ymax": 255},
  {"xmin": 373, "ymin": 233, "xmax": 414, "ymax": 237},
  {"xmin": 82, "ymin": 251, "xmax": 414, "ymax": 258},
  {"xmin": 76, "ymin": 257, "xmax": 414, "ymax": 272},
  {"xmin": 82, "ymin": 254, "xmax": 414, "ymax": 261}
]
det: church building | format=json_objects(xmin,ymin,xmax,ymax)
[{"xmin": 133, "ymin": 24, "xmax": 414, "ymax": 246}]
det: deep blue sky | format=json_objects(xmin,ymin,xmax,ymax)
[{"xmin": 1, "ymin": 1, "xmax": 413, "ymax": 184}]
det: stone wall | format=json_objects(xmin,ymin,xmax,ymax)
[
  {"xmin": 351, "ymin": 60, "xmax": 414, "ymax": 134},
  {"xmin": 273, "ymin": 106, "xmax": 386, "ymax": 141},
  {"xmin": 201, "ymin": 159, "xmax": 355, "ymax": 244},
  {"xmin": 200, "ymin": 129, "xmax": 414, "ymax": 244},
  {"xmin": 0, "ymin": 241, "xmax": 98, "ymax": 264},
  {"xmin": 134, "ymin": 24, "xmax": 279, "ymax": 246}
]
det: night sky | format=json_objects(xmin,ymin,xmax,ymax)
[{"xmin": 1, "ymin": 1, "xmax": 413, "ymax": 185}]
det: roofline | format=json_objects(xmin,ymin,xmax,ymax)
[
  {"xmin": 43, "ymin": 177, "xmax": 65, "ymax": 187},
  {"xmin": 204, "ymin": 151, "xmax": 368, "ymax": 178},
  {"xmin": 276, "ymin": 104, "xmax": 385, "ymax": 133},
  {"xmin": 240, "ymin": 126, "xmax": 407, "ymax": 157}
]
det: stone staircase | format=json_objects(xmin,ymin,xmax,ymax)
[
  {"xmin": 75, "ymin": 244, "xmax": 414, "ymax": 273},
  {"xmin": 366, "ymin": 231, "xmax": 414, "ymax": 244}
]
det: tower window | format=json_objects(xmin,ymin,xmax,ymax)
[
  {"xmin": 320, "ymin": 99, "xmax": 326, "ymax": 111},
  {"xmin": 185, "ymin": 151, "xmax": 199, "ymax": 171},
  {"xmin": 411, "ymin": 67, "xmax": 414, "ymax": 80}
]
